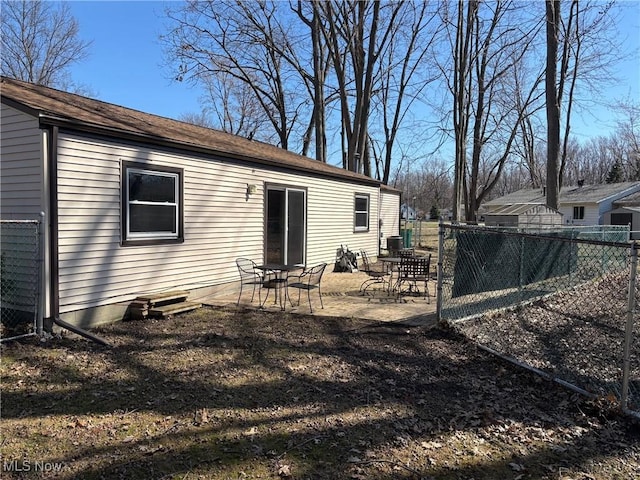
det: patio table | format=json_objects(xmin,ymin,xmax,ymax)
[
  {"xmin": 379, "ymin": 257, "xmax": 401, "ymax": 292},
  {"xmin": 256, "ymin": 263, "xmax": 302, "ymax": 310}
]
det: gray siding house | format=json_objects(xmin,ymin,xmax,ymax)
[
  {"xmin": 1, "ymin": 77, "xmax": 400, "ymax": 328},
  {"xmin": 484, "ymin": 182, "xmax": 640, "ymax": 227}
]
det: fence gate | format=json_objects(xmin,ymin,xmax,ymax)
[{"xmin": 1, "ymin": 220, "xmax": 42, "ymax": 342}]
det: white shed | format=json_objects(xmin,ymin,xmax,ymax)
[{"xmin": 484, "ymin": 203, "xmax": 563, "ymax": 228}]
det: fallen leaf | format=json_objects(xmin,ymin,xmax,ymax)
[{"xmin": 278, "ymin": 464, "xmax": 291, "ymax": 477}]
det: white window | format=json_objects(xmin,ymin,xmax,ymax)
[
  {"xmin": 354, "ymin": 194, "xmax": 370, "ymax": 232},
  {"xmin": 123, "ymin": 162, "xmax": 183, "ymax": 244},
  {"xmin": 573, "ymin": 206, "xmax": 585, "ymax": 220}
]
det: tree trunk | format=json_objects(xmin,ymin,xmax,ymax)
[
  {"xmin": 452, "ymin": 0, "xmax": 475, "ymax": 222},
  {"xmin": 545, "ymin": 0, "xmax": 561, "ymax": 210},
  {"xmin": 311, "ymin": 2, "xmax": 327, "ymax": 162}
]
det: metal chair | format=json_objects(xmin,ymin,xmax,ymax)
[
  {"xmin": 235, "ymin": 258, "xmax": 263, "ymax": 306},
  {"xmin": 359, "ymin": 250, "xmax": 390, "ymax": 294},
  {"xmin": 287, "ymin": 263, "xmax": 327, "ymax": 313},
  {"xmin": 396, "ymin": 254, "xmax": 431, "ymax": 302},
  {"xmin": 399, "ymin": 248, "xmax": 416, "ymax": 257}
]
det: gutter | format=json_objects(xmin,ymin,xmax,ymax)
[
  {"xmin": 52, "ymin": 316, "xmax": 110, "ymax": 347},
  {"xmin": 46, "ymin": 125, "xmax": 111, "ymax": 347}
]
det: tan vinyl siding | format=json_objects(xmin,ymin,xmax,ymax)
[
  {"xmin": 0, "ymin": 105, "xmax": 43, "ymax": 219},
  {"xmin": 56, "ymin": 133, "xmax": 379, "ymax": 313},
  {"xmin": 379, "ymin": 190, "xmax": 400, "ymax": 248}
]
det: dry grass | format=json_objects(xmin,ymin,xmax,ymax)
[
  {"xmin": 400, "ymin": 220, "xmax": 440, "ymax": 252},
  {"xmin": 1, "ymin": 308, "xmax": 638, "ymax": 479}
]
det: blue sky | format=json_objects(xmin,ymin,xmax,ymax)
[
  {"xmin": 68, "ymin": 1, "xmax": 204, "ymax": 117},
  {"xmin": 67, "ymin": 0, "xmax": 639, "ymax": 143}
]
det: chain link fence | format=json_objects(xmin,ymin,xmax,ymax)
[
  {"xmin": 1, "ymin": 220, "xmax": 42, "ymax": 341},
  {"xmin": 437, "ymin": 223, "xmax": 639, "ymax": 417}
]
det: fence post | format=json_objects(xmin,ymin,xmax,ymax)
[
  {"xmin": 436, "ymin": 218, "xmax": 445, "ymax": 323},
  {"xmin": 568, "ymin": 229, "xmax": 574, "ymax": 288},
  {"xmin": 36, "ymin": 216, "xmax": 43, "ymax": 336},
  {"xmin": 518, "ymin": 236, "xmax": 525, "ymax": 300},
  {"xmin": 621, "ymin": 242, "xmax": 638, "ymax": 414}
]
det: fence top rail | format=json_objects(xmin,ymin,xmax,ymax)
[{"xmin": 443, "ymin": 223, "xmax": 633, "ymax": 249}]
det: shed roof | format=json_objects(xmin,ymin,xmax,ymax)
[
  {"xmin": 485, "ymin": 203, "xmax": 562, "ymax": 216},
  {"xmin": 1, "ymin": 76, "xmax": 388, "ymax": 188},
  {"xmin": 484, "ymin": 182, "xmax": 640, "ymax": 207}
]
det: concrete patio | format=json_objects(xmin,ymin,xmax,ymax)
[{"xmin": 201, "ymin": 268, "xmax": 437, "ymax": 328}]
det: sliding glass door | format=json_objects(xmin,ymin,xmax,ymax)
[{"xmin": 265, "ymin": 186, "xmax": 306, "ymax": 265}]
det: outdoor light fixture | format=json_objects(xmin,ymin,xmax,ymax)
[{"xmin": 247, "ymin": 184, "xmax": 257, "ymax": 195}]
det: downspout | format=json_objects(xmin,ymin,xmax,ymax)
[{"xmin": 46, "ymin": 125, "xmax": 111, "ymax": 347}]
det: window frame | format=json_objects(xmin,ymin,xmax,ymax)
[
  {"xmin": 121, "ymin": 161, "xmax": 184, "ymax": 246},
  {"xmin": 573, "ymin": 205, "xmax": 585, "ymax": 220},
  {"xmin": 354, "ymin": 193, "xmax": 370, "ymax": 232}
]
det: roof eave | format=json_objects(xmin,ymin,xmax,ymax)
[{"xmin": 36, "ymin": 113, "xmax": 382, "ymax": 188}]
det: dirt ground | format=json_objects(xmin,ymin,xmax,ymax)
[
  {"xmin": 1, "ymin": 307, "xmax": 639, "ymax": 480},
  {"xmin": 453, "ymin": 270, "xmax": 640, "ymax": 407}
]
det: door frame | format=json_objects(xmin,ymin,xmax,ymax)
[{"xmin": 264, "ymin": 183, "xmax": 307, "ymax": 265}]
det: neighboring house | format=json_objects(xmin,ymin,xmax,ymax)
[
  {"xmin": 484, "ymin": 203, "xmax": 563, "ymax": 228},
  {"xmin": 400, "ymin": 203, "xmax": 417, "ymax": 220},
  {"xmin": 0, "ymin": 77, "xmax": 400, "ymax": 328},
  {"xmin": 483, "ymin": 182, "xmax": 640, "ymax": 227}
]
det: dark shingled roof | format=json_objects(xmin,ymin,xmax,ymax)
[{"xmin": 1, "ymin": 76, "xmax": 391, "ymax": 188}]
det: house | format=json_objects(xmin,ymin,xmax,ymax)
[
  {"xmin": 0, "ymin": 77, "xmax": 400, "ymax": 328},
  {"xmin": 484, "ymin": 203, "xmax": 563, "ymax": 228},
  {"xmin": 400, "ymin": 203, "xmax": 417, "ymax": 220},
  {"xmin": 483, "ymin": 182, "xmax": 640, "ymax": 227}
]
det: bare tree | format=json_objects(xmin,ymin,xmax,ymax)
[
  {"xmin": 545, "ymin": 0, "xmax": 561, "ymax": 209},
  {"xmin": 612, "ymin": 100, "xmax": 640, "ymax": 180},
  {"xmin": 164, "ymin": 1, "xmax": 440, "ymax": 180},
  {"xmin": 439, "ymin": 0, "xmax": 543, "ymax": 221},
  {"xmin": 200, "ymin": 72, "xmax": 270, "ymax": 140},
  {"xmin": 292, "ymin": 1, "xmax": 330, "ymax": 161},
  {"xmin": 317, "ymin": 1, "xmax": 382, "ymax": 173},
  {"xmin": 447, "ymin": 0, "xmax": 475, "ymax": 221},
  {"xmin": 1, "ymin": 0, "xmax": 91, "ymax": 88},
  {"xmin": 163, "ymin": 1, "xmax": 307, "ymax": 149},
  {"xmin": 545, "ymin": 0, "xmax": 623, "ymax": 207},
  {"xmin": 466, "ymin": 2, "xmax": 544, "ymax": 222},
  {"xmin": 374, "ymin": 1, "xmax": 442, "ymax": 185}
]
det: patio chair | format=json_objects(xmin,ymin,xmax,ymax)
[
  {"xmin": 287, "ymin": 263, "xmax": 327, "ymax": 313},
  {"xmin": 235, "ymin": 258, "xmax": 263, "ymax": 306},
  {"xmin": 359, "ymin": 250, "xmax": 390, "ymax": 294},
  {"xmin": 396, "ymin": 254, "xmax": 431, "ymax": 302}
]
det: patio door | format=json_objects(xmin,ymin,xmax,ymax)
[{"xmin": 265, "ymin": 186, "xmax": 306, "ymax": 265}]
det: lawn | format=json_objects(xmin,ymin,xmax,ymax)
[{"xmin": 1, "ymin": 307, "xmax": 638, "ymax": 479}]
